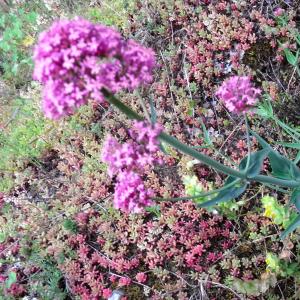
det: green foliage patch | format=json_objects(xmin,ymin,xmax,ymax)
[
  {"xmin": 0, "ymin": 8, "xmax": 37, "ymax": 83},
  {"xmin": 0, "ymin": 95, "xmax": 50, "ymax": 191}
]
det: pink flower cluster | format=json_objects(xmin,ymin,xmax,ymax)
[
  {"xmin": 33, "ymin": 18, "xmax": 155, "ymax": 119},
  {"xmin": 216, "ymin": 76, "xmax": 261, "ymax": 114},
  {"xmin": 114, "ymin": 171, "xmax": 153, "ymax": 213},
  {"xmin": 102, "ymin": 121, "xmax": 162, "ymax": 213}
]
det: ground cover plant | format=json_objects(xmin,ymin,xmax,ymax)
[{"xmin": 1, "ymin": 0, "xmax": 300, "ymax": 299}]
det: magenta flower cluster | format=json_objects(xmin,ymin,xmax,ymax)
[
  {"xmin": 33, "ymin": 18, "xmax": 155, "ymax": 119},
  {"xmin": 216, "ymin": 76, "xmax": 261, "ymax": 114},
  {"xmin": 102, "ymin": 121, "xmax": 162, "ymax": 213}
]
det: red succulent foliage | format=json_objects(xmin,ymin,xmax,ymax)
[{"xmin": 61, "ymin": 202, "xmax": 239, "ymax": 298}]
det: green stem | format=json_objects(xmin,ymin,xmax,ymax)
[
  {"xmin": 296, "ymin": 65, "xmax": 300, "ymax": 77},
  {"xmin": 211, "ymin": 147, "xmax": 239, "ymax": 167},
  {"xmin": 244, "ymin": 114, "xmax": 251, "ymax": 173},
  {"xmin": 263, "ymin": 183, "xmax": 290, "ymax": 194},
  {"xmin": 159, "ymin": 132, "xmax": 247, "ymax": 179},
  {"xmin": 135, "ymin": 91, "xmax": 151, "ymax": 122},
  {"xmin": 153, "ymin": 178, "xmax": 241, "ymax": 202},
  {"xmin": 254, "ymin": 174, "xmax": 299, "ymax": 188},
  {"xmin": 102, "ymin": 89, "xmax": 143, "ymax": 120},
  {"xmin": 295, "ymin": 151, "xmax": 300, "ymax": 164}
]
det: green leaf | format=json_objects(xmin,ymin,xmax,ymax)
[
  {"xmin": 251, "ymin": 130, "xmax": 300, "ymax": 180},
  {"xmin": 266, "ymin": 252, "xmax": 281, "ymax": 273},
  {"xmin": 277, "ymin": 141, "xmax": 300, "ymax": 150},
  {"xmin": 291, "ymin": 188, "xmax": 300, "ymax": 211},
  {"xmin": 251, "ymin": 130, "xmax": 271, "ymax": 149},
  {"xmin": 5, "ymin": 272, "xmax": 17, "ymax": 289},
  {"xmin": 281, "ymin": 215, "xmax": 300, "ymax": 239},
  {"xmin": 0, "ymin": 15, "xmax": 6, "ymax": 27},
  {"xmin": 199, "ymin": 118, "xmax": 212, "ymax": 146},
  {"xmin": 269, "ymin": 152, "xmax": 300, "ymax": 180},
  {"xmin": 295, "ymin": 151, "xmax": 300, "ymax": 164},
  {"xmin": 0, "ymin": 41, "xmax": 11, "ymax": 52},
  {"xmin": 199, "ymin": 177, "xmax": 247, "ymax": 208},
  {"xmin": 295, "ymin": 31, "xmax": 300, "ymax": 47},
  {"xmin": 26, "ymin": 11, "xmax": 37, "ymax": 24},
  {"xmin": 145, "ymin": 205, "xmax": 161, "ymax": 217},
  {"xmin": 63, "ymin": 219, "xmax": 77, "ymax": 233},
  {"xmin": 12, "ymin": 63, "xmax": 19, "ymax": 75},
  {"xmin": 231, "ymin": 273, "xmax": 276, "ymax": 296},
  {"xmin": 239, "ymin": 148, "xmax": 270, "ymax": 178},
  {"xmin": 256, "ymin": 100, "xmax": 273, "ymax": 119},
  {"xmin": 283, "ymin": 48, "xmax": 299, "ymax": 66},
  {"xmin": 0, "ymin": 232, "xmax": 6, "ymax": 243},
  {"xmin": 149, "ymin": 96, "xmax": 156, "ymax": 125}
]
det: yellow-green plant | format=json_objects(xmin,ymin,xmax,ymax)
[
  {"xmin": 261, "ymin": 195, "xmax": 298, "ymax": 229},
  {"xmin": 266, "ymin": 252, "xmax": 300, "ymax": 278}
]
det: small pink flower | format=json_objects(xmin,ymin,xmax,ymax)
[
  {"xmin": 207, "ymin": 252, "xmax": 218, "ymax": 262},
  {"xmin": 276, "ymin": 54, "xmax": 284, "ymax": 63},
  {"xmin": 102, "ymin": 288, "xmax": 112, "ymax": 299},
  {"xmin": 102, "ymin": 121, "xmax": 162, "ymax": 177},
  {"xmin": 274, "ymin": 8, "xmax": 284, "ymax": 17},
  {"xmin": 216, "ymin": 76, "xmax": 261, "ymax": 114},
  {"xmin": 136, "ymin": 272, "xmax": 147, "ymax": 283},
  {"xmin": 109, "ymin": 275, "xmax": 117, "ymax": 283},
  {"xmin": 76, "ymin": 212, "xmax": 89, "ymax": 224},
  {"xmin": 192, "ymin": 244, "xmax": 204, "ymax": 256},
  {"xmin": 118, "ymin": 277, "xmax": 131, "ymax": 286}
]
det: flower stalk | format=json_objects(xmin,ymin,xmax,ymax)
[{"xmin": 103, "ymin": 89, "xmax": 300, "ymax": 190}]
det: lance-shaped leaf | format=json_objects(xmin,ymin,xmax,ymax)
[
  {"xmin": 283, "ymin": 48, "xmax": 299, "ymax": 66},
  {"xmin": 277, "ymin": 142, "xmax": 300, "ymax": 150},
  {"xmin": 239, "ymin": 148, "xmax": 270, "ymax": 178},
  {"xmin": 199, "ymin": 177, "xmax": 247, "ymax": 208},
  {"xmin": 290, "ymin": 188, "xmax": 300, "ymax": 212},
  {"xmin": 281, "ymin": 215, "xmax": 300, "ymax": 240},
  {"xmin": 251, "ymin": 130, "xmax": 300, "ymax": 181}
]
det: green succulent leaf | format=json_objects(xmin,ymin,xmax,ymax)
[
  {"xmin": 63, "ymin": 219, "xmax": 77, "ymax": 233},
  {"xmin": 281, "ymin": 215, "xmax": 300, "ymax": 239},
  {"xmin": 251, "ymin": 131, "xmax": 300, "ymax": 180},
  {"xmin": 199, "ymin": 177, "xmax": 247, "ymax": 208},
  {"xmin": 25, "ymin": 11, "xmax": 38, "ymax": 24},
  {"xmin": 231, "ymin": 273, "xmax": 276, "ymax": 296},
  {"xmin": 239, "ymin": 148, "xmax": 270, "ymax": 178},
  {"xmin": 5, "ymin": 272, "xmax": 17, "ymax": 289},
  {"xmin": 0, "ymin": 232, "xmax": 6, "ymax": 243}
]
